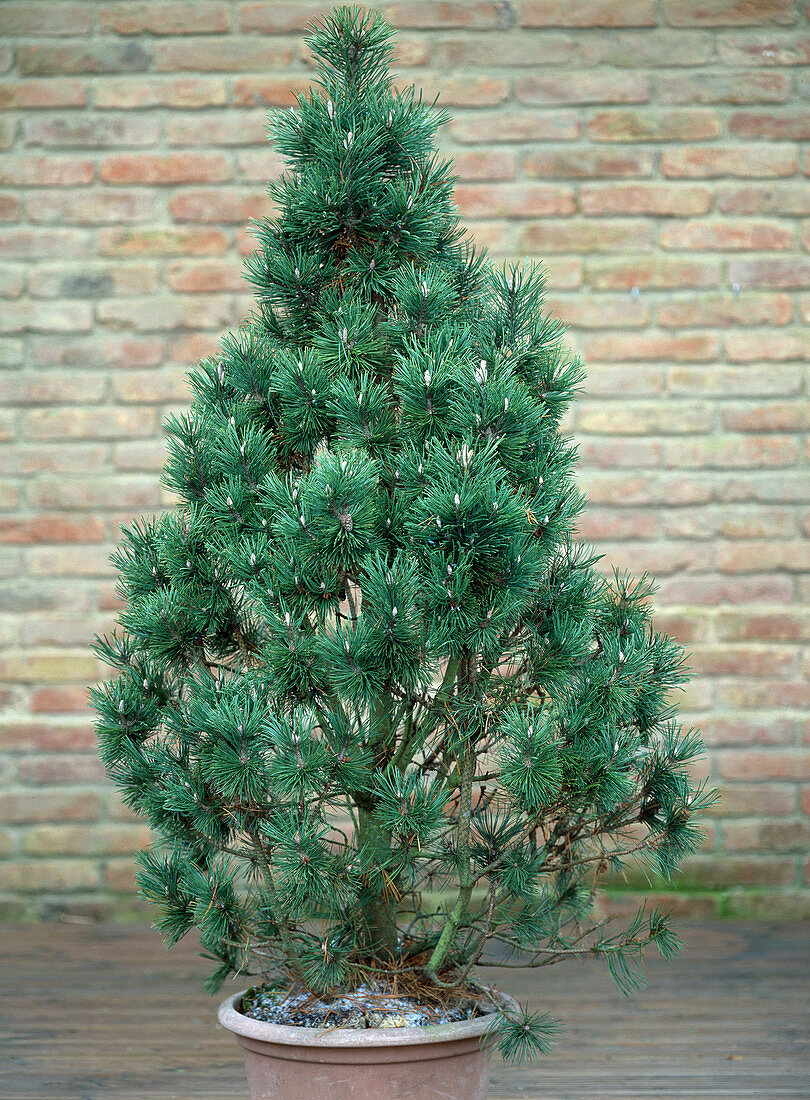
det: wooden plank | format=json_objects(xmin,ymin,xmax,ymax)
[{"xmin": 0, "ymin": 922, "xmax": 808, "ymax": 1098}]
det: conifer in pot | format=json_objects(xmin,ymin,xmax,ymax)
[{"xmin": 91, "ymin": 4, "xmax": 715, "ymax": 1071}]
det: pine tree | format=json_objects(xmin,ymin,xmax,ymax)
[{"xmin": 91, "ymin": 6, "xmax": 716, "ymax": 1059}]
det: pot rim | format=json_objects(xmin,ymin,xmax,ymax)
[{"xmin": 217, "ymin": 987, "xmax": 517, "ymax": 1049}]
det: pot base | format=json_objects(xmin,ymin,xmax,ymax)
[{"xmin": 219, "ymin": 989, "xmax": 513, "ymax": 1100}]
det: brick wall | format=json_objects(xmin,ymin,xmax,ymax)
[{"xmin": 1, "ymin": 0, "xmax": 808, "ymax": 920}]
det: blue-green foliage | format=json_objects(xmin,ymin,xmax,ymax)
[{"xmin": 90, "ymin": 5, "xmax": 715, "ymax": 1061}]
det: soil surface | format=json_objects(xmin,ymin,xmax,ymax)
[{"xmin": 239, "ymin": 983, "xmax": 485, "ymax": 1029}]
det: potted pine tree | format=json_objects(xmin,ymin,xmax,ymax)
[{"xmin": 91, "ymin": 7, "xmax": 716, "ymax": 1099}]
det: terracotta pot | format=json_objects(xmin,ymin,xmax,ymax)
[{"xmin": 218, "ymin": 988, "xmax": 515, "ymax": 1100}]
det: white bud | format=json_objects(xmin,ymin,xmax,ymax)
[
  {"xmin": 229, "ymin": 415, "xmax": 235, "ymax": 426},
  {"xmin": 476, "ymin": 360, "xmax": 487, "ymax": 386},
  {"xmin": 436, "ymin": 516, "xmax": 442, "ymax": 528},
  {"xmin": 504, "ymin": 397, "xmax": 509, "ymax": 411},
  {"xmin": 342, "ymin": 326, "xmax": 348, "ymax": 343},
  {"xmin": 119, "ymin": 700, "xmax": 125, "ymax": 712},
  {"xmin": 285, "ymin": 612, "xmax": 291, "ymax": 626},
  {"xmin": 186, "ymin": 560, "xmax": 191, "ymax": 569},
  {"xmin": 294, "ymin": 267, "xmax": 300, "ymax": 279},
  {"xmin": 250, "ymin": 553, "xmax": 256, "ymax": 566},
  {"xmin": 327, "ymin": 99, "xmax": 334, "ymax": 119},
  {"xmin": 619, "ymin": 651, "xmax": 626, "ymax": 664},
  {"xmin": 424, "ymin": 370, "xmax": 431, "ymax": 385},
  {"xmin": 292, "ymin": 487, "xmax": 298, "ymax": 501},
  {"xmin": 454, "ymin": 493, "xmax": 460, "ymax": 507},
  {"xmin": 493, "ymin": 500, "xmax": 498, "ymax": 511},
  {"xmin": 226, "ymin": 496, "xmax": 233, "ymax": 507},
  {"xmin": 143, "ymin": 678, "xmax": 149, "ymax": 689},
  {"xmin": 422, "ymin": 280, "xmax": 429, "ymax": 297},
  {"xmin": 392, "ymin": 606, "xmax": 398, "ymax": 618}
]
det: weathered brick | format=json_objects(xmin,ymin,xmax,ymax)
[
  {"xmin": 660, "ymin": 219, "xmax": 795, "ymax": 250},
  {"xmin": 98, "ymin": 226, "xmax": 230, "ymax": 256},
  {"xmin": 0, "ymin": 515, "xmax": 105, "ymax": 544},
  {"xmin": 669, "ymin": 365, "xmax": 802, "ymax": 398},
  {"xmin": 716, "ymin": 750, "xmax": 810, "ymax": 782},
  {"xmin": 2, "ymin": 2, "xmax": 94, "ymax": 35},
  {"xmin": 0, "ymin": 228, "xmax": 92, "ymax": 260},
  {"xmin": 27, "ymin": 190, "xmax": 158, "ymax": 226},
  {"xmin": 17, "ymin": 756, "xmax": 106, "ymax": 786},
  {"xmin": 31, "ymin": 686, "xmax": 95, "ymax": 714},
  {"xmin": 730, "ymin": 111, "xmax": 810, "ymax": 140},
  {"xmin": 579, "ymin": 401, "xmax": 712, "ymax": 435},
  {"xmin": 580, "ymin": 184, "xmax": 711, "ymax": 216},
  {"xmin": 0, "ymin": 156, "xmax": 95, "ymax": 187},
  {"xmin": 32, "ymin": 262, "xmax": 160, "ymax": 299},
  {"xmin": 24, "ymin": 115, "xmax": 159, "ymax": 147},
  {"xmin": 166, "ymin": 112, "xmax": 267, "ymax": 146},
  {"xmin": 662, "ymin": 144, "xmax": 798, "ymax": 178},
  {"xmin": 516, "ymin": 72, "xmax": 650, "ymax": 106},
  {"xmin": 23, "ymin": 823, "xmax": 151, "ymax": 856},
  {"xmin": 727, "ymin": 257, "xmax": 810, "ymax": 289},
  {"xmin": 0, "ymin": 300, "xmax": 93, "ymax": 334},
  {"xmin": 436, "ymin": 31, "xmax": 573, "ymax": 67},
  {"xmin": 381, "ymin": 4, "xmax": 513, "ymax": 29},
  {"xmin": 718, "ymin": 32, "xmax": 810, "ymax": 66},
  {"xmin": 545, "ymin": 294, "xmax": 651, "ymax": 328},
  {"xmin": 656, "ymin": 71, "xmax": 791, "ymax": 104},
  {"xmin": 155, "ymin": 38, "xmax": 295, "ymax": 72},
  {"xmin": 666, "ymin": 435, "xmax": 799, "ymax": 469},
  {"xmin": 30, "ymin": 334, "xmax": 164, "ymax": 370},
  {"xmin": 725, "ymin": 330, "xmax": 810, "ymax": 362},
  {"xmin": 589, "ymin": 109, "xmax": 721, "ymax": 142},
  {"xmin": 169, "ymin": 188, "xmax": 273, "ymax": 223},
  {"xmin": 98, "ymin": 2, "xmax": 230, "ymax": 34},
  {"xmin": 450, "ymin": 111, "xmax": 581, "ymax": 144},
  {"xmin": 0, "ymin": 789, "xmax": 101, "ymax": 822},
  {"xmin": 586, "ymin": 255, "xmax": 721, "ymax": 289},
  {"xmin": 167, "ymin": 259, "xmax": 244, "ymax": 292},
  {"xmin": 520, "ymin": 219, "xmax": 654, "ymax": 254},
  {"xmin": 0, "ymin": 860, "xmax": 100, "ymax": 892},
  {"xmin": 23, "ymin": 407, "xmax": 157, "ymax": 442},
  {"xmin": 18, "ymin": 42, "xmax": 153, "ymax": 76},
  {"xmin": 579, "ymin": 30, "xmax": 714, "ymax": 66},
  {"xmin": 94, "ymin": 75, "xmax": 227, "ymax": 109},
  {"xmin": 658, "ymin": 293, "xmax": 792, "ymax": 328},
  {"xmin": 98, "ymin": 295, "xmax": 233, "ymax": 331},
  {"xmin": 584, "ymin": 331, "xmax": 718, "ymax": 362},
  {"xmin": 521, "ymin": 0, "xmax": 655, "ymax": 25},
  {"xmin": 717, "ymin": 610, "xmax": 810, "ymax": 643}
]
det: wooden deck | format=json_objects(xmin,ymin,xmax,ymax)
[{"xmin": 1, "ymin": 921, "xmax": 807, "ymax": 1099}]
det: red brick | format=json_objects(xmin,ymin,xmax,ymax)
[
  {"xmin": 663, "ymin": 144, "xmax": 798, "ymax": 178},
  {"xmin": 0, "ymin": 157, "xmax": 94, "ymax": 187},
  {"xmin": 584, "ymin": 365, "xmax": 664, "ymax": 396},
  {"xmin": 31, "ymin": 686, "xmax": 94, "ymax": 714},
  {"xmin": 584, "ymin": 471, "xmax": 712, "ymax": 507},
  {"xmin": 94, "ymin": 75, "xmax": 227, "ymax": 109},
  {"xmin": 0, "ymin": 196, "xmax": 21, "ymax": 222},
  {"xmin": 661, "ymin": 219, "xmax": 795, "ymax": 250},
  {"xmin": 0, "ymin": 790, "xmax": 101, "ymax": 823},
  {"xmin": 451, "ymin": 151, "xmax": 519, "ymax": 181},
  {"xmin": 99, "ymin": 2, "xmax": 229, "ymax": 34},
  {"xmin": 0, "ymin": 516, "xmax": 105, "ymax": 545},
  {"xmin": 730, "ymin": 111, "xmax": 810, "ymax": 140},
  {"xmin": 3, "ymin": 2, "xmax": 94, "ymax": 34},
  {"xmin": 232, "ymin": 76, "xmax": 311, "ymax": 107},
  {"xmin": 584, "ymin": 331, "xmax": 718, "ymax": 362},
  {"xmin": 718, "ymin": 33, "xmax": 810, "ymax": 66},
  {"xmin": 0, "ymin": 300, "xmax": 93, "ymax": 334},
  {"xmin": 580, "ymin": 184, "xmax": 711, "ymax": 216},
  {"xmin": 29, "ymin": 476, "xmax": 161, "ymax": 512},
  {"xmin": 436, "ymin": 33, "xmax": 574, "ymax": 67},
  {"xmin": 589, "ymin": 109, "xmax": 720, "ymax": 142},
  {"xmin": 658, "ymin": 293, "xmax": 792, "ymax": 328},
  {"xmin": 586, "ymin": 255, "xmax": 721, "ymax": 289},
  {"xmin": 718, "ymin": 541, "xmax": 810, "ymax": 574},
  {"xmin": 30, "ymin": 333, "xmax": 164, "ymax": 369},
  {"xmin": 101, "ymin": 153, "xmax": 231, "ymax": 185},
  {"xmin": 0, "ymin": 267, "xmax": 24, "ymax": 299},
  {"xmin": 32, "ymin": 262, "xmax": 160, "ymax": 299},
  {"xmin": 18, "ymin": 757, "xmax": 107, "ymax": 786},
  {"xmin": 656, "ymin": 71, "xmax": 791, "ymax": 104},
  {"xmin": 169, "ymin": 188, "xmax": 273, "ymax": 223},
  {"xmin": 721, "ymin": 402, "xmax": 807, "ymax": 432},
  {"xmin": 0, "ymin": 80, "xmax": 86, "ymax": 110},
  {"xmin": 24, "ymin": 115, "xmax": 159, "ymax": 147},
  {"xmin": 663, "ymin": 0, "xmax": 796, "ymax": 24},
  {"xmin": 666, "ymin": 435, "xmax": 799, "ymax": 469},
  {"xmin": 113, "ymin": 438, "xmax": 167, "ymax": 471},
  {"xmin": 98, "ymin": 293, "xmax": 233, "ymax": 330},
  {"xmin": 451, "ymin": 112, "xmax": 581, "ymax": 144},
  {"xmin": 516, "ymin": 72, "xmax": 649, "ymax": 106},
  {"xmin": 167, "ymin": 260, "xmax": 244, "ymax": 293},
  {"xmin": 656, "ymin": 574, "xmax": 794, "ymax": 606},
  {"xmin": 381, "ymin": 4, "xmax": 513, "ymax": 29},
  {"xmin": 576, "ymin": 509, "xmax": 659, "ymax": 540},
  {"xmin": 520, "ymin": 219, "xmax": 654, "ymax": 254},
  {"xmin": 728, "ymin": 258, "xmax": 810, "ymax": 289},
  {"xmin": 453, "ymin": 184, "xmax": 574, "ymax": 219},
  {"xmin": 155, "ymin": 38, "xmax": 294, "ymax": 72},
  {"xmin": 669, "ymin": 364, "xmax": 802, "ymax": 399},
  {"xmin": 716, "ymin": 750, "xmax": 810, "ymax": 782},
  {"xmin": 521, "ymin": 0, "xmax": 655, "ymax": 24},
  {"xmin": 717, "ymin": 610, "xmax": 810, "ymax": 643},
  {"xmin": 98, "ymin": 226, "xmax": 230, "ymax": 256},
  {"xmin": 716, "ymin": 783, "xmax": 796, "ymax": 817},
  {"xmin": 415, "ymin": 75, "xmax": 509, "ymax": 108}
]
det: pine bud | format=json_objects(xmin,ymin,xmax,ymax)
[
  {"xmin": 424, "ymin": 370, "xmax": 431, "ymax": 385},
  {"xmin": 227, "ymin": 496, "xmax": 233, "ymax": 507},
  {"xmin": 327, "ymin": 99, "xmax": 334, "ymax": 119},
  {"xmin": 454, "ymin": 493, "xmax": 460, "ymax": 507},
  {"xmin": 476, "ymin": 360, "xmax": 487, "ymax": 386}
]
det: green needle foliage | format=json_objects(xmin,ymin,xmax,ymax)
[{"xmin": 90, "ymin": 5, "xmax": 717, "ymax": 1060}]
